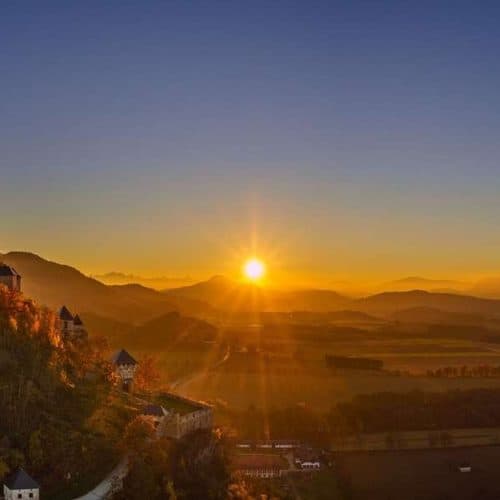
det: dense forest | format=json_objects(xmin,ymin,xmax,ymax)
[{"xmin": 0, "ymin": 286, "xmax": 132, "ymax": 498}]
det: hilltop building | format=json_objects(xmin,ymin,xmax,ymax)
[
  {"xmin": 141, "ymin": 404, "xmax": 169, "ymax": 432},
  {"xmin": 58, "ymin": 306, "xmax": 88, "ymax": 340},
  {"xmin": 3, "ymin": 468, "xmax": 39, "ymax": 500},
  {"xmin": 112, "ymin": 349, "xmax": 138, "ymax": 391},
  {"xmin": 157, "ymin": 392, "xmax": 213, "ymax": 439},
  {"xmin": 0, "ymin": 264, "xmax": 21, "ymax": 292},
  {"xmin": 73, "ymin": 314, "xmax": 86, "ymax": 335}
]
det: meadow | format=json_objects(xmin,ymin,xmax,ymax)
[{"xmin": 168, "ymin": 334, "xmax": 500, "ymax": 412}]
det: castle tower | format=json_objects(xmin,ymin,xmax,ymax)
[
  {"xmin": 112, "ymin": 349, "xmax": 138, "ymax": 391},
  {"xmin": 3, "ymin": 468, "xmax": 39, "ymax": 500},
  {"xmin": 73, "ymin": 314, "xmax": 88, "ymax": 339},
  {"xmin": 59, "ymin": 306, "xmax": 75, "ymax": 336},
  {"xmin": 0, "ymin": 263, "xmax": 21, "ymax": 292}
]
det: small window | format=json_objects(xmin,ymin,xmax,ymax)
[
  {"xmin": 30, "ymin": 494, "xmax": 34, "ymax": 498},
  {"xmin": 18, "ymin": 494, "xmax": 22, "ymax": 499}
]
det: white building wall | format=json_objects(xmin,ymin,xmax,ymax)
[
  {"xmin": 60, "ymin": 319, "xmax": 75, "ymax": 335},
  {"xmin": 163, "ymin": 407, "xmax": 213, "ymax": 439},
  {"xmin": 117, "ymin": 364, "xmax": 137, "ymax": 381},
  {"xmin": 4, "ymin": 486, "xmax": 40, "ymax": 500}
]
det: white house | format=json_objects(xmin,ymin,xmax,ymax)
[
  {"xmin": 3, "ymin": 468, "xmax": 39, "ymax": 500},
  {"xmin": 459, "ymin": 463, "xmax": 472, "ymax": 473},
  {"xmin": 294, "ymin": 448, "xmax": 321, "ymax": 470},
  {"xmin": 0, "ymin": 264, "xmax": 21, "ymax": 292},
  {"xmin": 112, "ymin": 349, "xmax": 138, "ymax": 391}
]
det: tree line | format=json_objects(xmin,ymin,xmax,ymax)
[{"xmin": 226, "ymin": 387, "xmax": 500, "ymax": 447}]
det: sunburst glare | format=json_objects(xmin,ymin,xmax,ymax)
[{"xmin": 243, "ymin": 258, "xmax": 266, "ymax": 282}]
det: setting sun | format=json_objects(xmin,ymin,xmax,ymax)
[{"xmin": 243, "ymin": 258, "xmax": 266, "ymax": 282}]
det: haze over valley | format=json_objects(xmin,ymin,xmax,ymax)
[{"xmin": 3, "ymin": 2, "xmax": 500, "ymax": 498}]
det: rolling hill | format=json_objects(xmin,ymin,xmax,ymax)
[
  {"xmin": 5, "ymin": 251, "xmax": 500, "ymax": 327},
  {"xmin": 378, "ymin": 276, "xmax": 467, "ymax": 294},
  {"xmin": 0, "ymin": 252, "xmax": 214, "ymax": 324},
  {"xmin": 355, "ymin": 290, "xmax": 500, "ymax": 318},
  {"xmin": 118, "ymin": 311, "xmax": 218, "ymax": 349},
  {"xmin": 390, "ymin": 307, "xmax": 488, "ymax": 325},
  {"xmin": 163, "ymin": 275, "xmax": 351, "ymax": 312}
]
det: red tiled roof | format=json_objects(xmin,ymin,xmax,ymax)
[{"xmin": 233, "ymin": 454, "xmax": 287, "ymax": 470}]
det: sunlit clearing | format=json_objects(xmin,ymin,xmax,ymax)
[{"xmin": 243, "ymin": 258, "xmax": 266, "ymax": 282}]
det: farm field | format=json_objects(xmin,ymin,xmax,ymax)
[
  {"xmin": 289, "ymin": 471, "xmax": 342, "ymax": 500},
  {"xmin": 134, "ymin": 329, "xmax": 500, "ymax": 411},
  {"xmin": 299, "ymin": 338, "xmax": 500, "ymax": 372},
  {"xmin": 167, "ymin": 334, "xmax": 500, "ymax": 411},
  {"xmin": 333, "ymin": 427, "xmax": 500, "ymax": 451},
  {"xmin": 337, "ymin": 446, "xmax": 500, "ymax": 500},
  {"xmin": 134, "ymin": 345, "xmax": 224, "ymax": 382},
  {"xmin": 180, "ymin": 366, "xmax": 500, "ymax": 411}
]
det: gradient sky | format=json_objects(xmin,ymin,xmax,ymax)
[{"xmin": 2, "ymin": 1, "xmax": 500, "ymax": 285}]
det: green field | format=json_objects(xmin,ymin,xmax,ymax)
[{"xmin": 290, "ymin": 471, "xmax": 343, "ymax": 500}]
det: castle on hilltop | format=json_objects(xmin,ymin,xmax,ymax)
[
  {"xmin": 0, "ymin": 263, "xmax": 21, "ymax": 292},
  {"xmin": 58, "ymin": 305, "xmax": 88, "ymax": 340}
]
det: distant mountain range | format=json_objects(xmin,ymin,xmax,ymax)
[
  {"xmin": 4, "ymin": 251, "xmax": 500, "ymax": 327},
  {"xmin": 377, "ymin": 276, "xmax": 468, "ymax": 294},
  {"xmin": 356, "ymin": 290, "xmax": 500, "ymax": 318},
  {"xmin": 162, "ymin": 275, "xmax": 350, "ymax": 312},
  {"xmin": 0, "ymin": 252, "xmax": 213, "ymax": 324},
  {"xmin": 92, "ymin": 272, "xmax": 193, "ymax": 290}
]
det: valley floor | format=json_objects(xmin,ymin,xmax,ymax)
[{"xmin": 337, "ymin": 445, "xmax": 500, "ymax": 500}]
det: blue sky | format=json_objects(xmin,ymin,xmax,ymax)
[{"xmin": 1, "ymin": 1, "xmax": 500, "ymax": 283}]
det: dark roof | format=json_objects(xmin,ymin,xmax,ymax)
[
  {"xmin": 0, "ymin": 263, "xmax": 19, "ymax": 277},
  {"xmin": 112, "ymin": 349, "xmax": 138, "ymax": 366},
  {"xmin": 4, "ymin": 468, "xmax": 39, "ymax": 490},
  {"xmin": 73, "ymin": 314, "xmax": 83, "ymax": 325},
  {"xmin": 59, "ymin": 306, "xmax": 74, "ymax": 321},
  {"xmin": 142, "ymin": 404, "xmax": 166, "ymax": 417}
]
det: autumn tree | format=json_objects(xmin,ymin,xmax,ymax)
[{"xmin": 134, "ymin": 355, "xmax": 162, "ymax": 393}]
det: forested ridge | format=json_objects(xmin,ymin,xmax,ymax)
[{"xmin": 0, "ymin": 285, "xmax": 132, "ymax": 498}]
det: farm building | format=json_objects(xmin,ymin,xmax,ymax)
[
  {"xmin": 3, "ymin": 468, "xmax": 39, "ymax": 500},
  {"xmin": 232, "ymin": 454, "xmax": 289, "ymax": 478},
  {"xmin": 459, "ymin": 463, "xmax": 472, "ymax": 473},
  {"xmin": 294, "ymin": 448, "xmax": 321, "ymax": 470}
]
